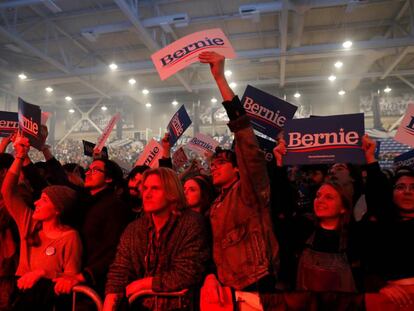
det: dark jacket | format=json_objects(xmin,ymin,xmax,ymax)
[
  {"xmin": 209, "ymin": 96, "xmax": 279, "ymax": 290},
  {"xmin": 105, "ymin": 209, "xmax": 210, "ymax": 310},
  {"xmin": 77, "ymin": 188, "xmax": 132, "ymax": 295}
]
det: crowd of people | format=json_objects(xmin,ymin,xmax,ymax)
[
  {"xmin": 360, "ymin": 93, "xmax": 412, "ymax": 117},
  {"xmin": 0, "ymin": 52, "xmax": 413, "ymax": 311}
]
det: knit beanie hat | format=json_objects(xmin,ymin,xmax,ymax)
[{"xmin": 42, "ymin": 185, "xmax": 78, "ymax": 213}]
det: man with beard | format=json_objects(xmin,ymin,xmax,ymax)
[{"xmin": 127, "ymin": 165, "xmax": 150, "ymax": 217}]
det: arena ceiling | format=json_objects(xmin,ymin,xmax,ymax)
[{"xmin": 0, "ymin": 0, "xmax": 412, "ymax": 113}]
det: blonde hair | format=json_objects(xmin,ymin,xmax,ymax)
[{"xmin": 142, "ymin": 167, "xmax": 187, "ymax": 212}]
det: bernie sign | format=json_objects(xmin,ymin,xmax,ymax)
[
  {"xmin": 241, "ymin": 85, "xmax": 297, "ymax": 139},
  {"xmin": 283, "ymin": 113, "xmax": 365, "ymax": 165}
]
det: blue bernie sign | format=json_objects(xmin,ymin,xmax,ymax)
[
  {"xmin": 283, "ymin": 113, "xmax": 365, "ymax": 165},
  {"xmin": 394, "ymin": 149, "xmax": 414, "ymax": 169},
  {"xmin": 167, "ymin": 105, "xmax": 192, "ymax": 146},
  {"xmin": 18, "ymin": 98, "xmax": 42, "ymax": 149},
  {"xmin": 0, "ymin": 111, "xmax": 18, "ymax": 137},
  {"xmin": 241, "ymin": 85, "xmax": 297, "ymax": 139}
]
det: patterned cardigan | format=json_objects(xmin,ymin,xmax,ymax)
[{"xmin": 105, "ymin": 209, "xmax": 210, "ymax": 310}]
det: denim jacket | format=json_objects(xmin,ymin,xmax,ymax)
[{"xmin": 209, "ymin": 96, "xmax": 280, "ymax": 290}]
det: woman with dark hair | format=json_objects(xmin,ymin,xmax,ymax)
[
  {"xmin": 361, "ymin": 135, "xmax": 414, "ymax": 307},
  {"xmin": 183, "ymin": 175, "xmax": 216, "ymax": 216},
  {"xmin": 273, "ymin": 138, "xmax": 358, "ymax": 292},
  {"xmin": 1, "ymin": 135, "xmax": 82, "ymax": 310}
]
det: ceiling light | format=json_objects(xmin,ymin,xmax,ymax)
[
  {"xmin": 229, "ymin": 82, "xmax": 237, "ymax": 88},
  {"xmin": 334, "ymin": 61, "xmax": 343, "ymax": 69},
  {"xmin": 342, "ymin": 40, "xmax": 353, "ymax": 49},
  {"xmin": 65, "ymin": 96, "xmax": 72, "ymax": 102},
  {"xmin": 211, "ymin": 97, "xmax": 218, "ymax": 103},
  {"xmin": 101, "ymin": 105, "xmax": 108, "ymax": 111},
  {"xmin": 128, "ymin": 78, "xmax": 136, "ymax": 85},
  {"xmin": 384, "ymin": 86, "xmax": 392, "ymax": 93},
  {"xmin": 328, "ymin": 75, "xmax": 337, "ymax": 82},
  {"xmin": 142, "ymin": 89, "xmax": 149, "ymax": 95},
  {"xmin": 294, "ymin": 92, "xmax": 301, "ymax": 98},
  {"xmin": 68, "ymin": 108, "xmax": 75, "ymax": 113},
  {"xmin": 18, "ymin": 73, "xmax": 27, "ymax": 80},
  {"xmin": 172, "ymin": 100, "xmax": 178, "ymax": 106},
  {"xmin": 109, "ymin": 63, "xmax": 118, "ymax": 71},
  {"xmin": 338, "ymin": 90, "xmax": 346, "ymax": 96},
  {"xmin": 145, "ymin": 102, "xmax": 152, "ymax": 108},
  {"xmin": 225, "ymin": 70, "xmax": 232, "ymax": 77},
  {"xmin": 45, "ymin": 87, "xmax": 53, "ymax": 93}
]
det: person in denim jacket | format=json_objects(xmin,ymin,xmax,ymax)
[{"xmin": 199, "ymin": 52, "xmax": 280, "ymax": 303}]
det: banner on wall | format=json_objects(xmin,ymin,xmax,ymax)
[
  {"xmin": 241, "ymin": 85, "xmax": 297, "ymax": 139},
  {"xmin": 394, "ymin": 104, "xmax": 414, "ymax": 148},
  {"xmin": 167, "ymin": 105, "xmax": 192, "ymax": 146},
  {"xmin": 283, "ymin": 113, "xmax": 365, "ymax": 165},
  {"xmin": 151, "ymin": 28, "xmax": 236, "ymax": 80},
  {"xmin": 0, "ymin": 111, "xmax": 18, "ymax": 137}
]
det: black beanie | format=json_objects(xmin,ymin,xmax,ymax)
[{"xmin": 42, "ymin": 185, "xmax": 78, "ymax": 213}]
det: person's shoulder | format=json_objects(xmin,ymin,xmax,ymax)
[{"xmin": 59, "ymin": 227, "xmax": 82, "ymax": 241}]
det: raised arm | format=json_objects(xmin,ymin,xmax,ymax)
[
  {"xmin": 200, "ymin": 51, "xmax": 269, "ymax": 207},
  {"xmin": 361, "ymin": 134, "xmax": 394, "ymax": 221},
  {"xmin": 199, "ymin": 52, "xmax": 234, "ymax": 102},
  {"xmin": 1, "ymin": 134, "xmax": 32, "ymax": 228}
]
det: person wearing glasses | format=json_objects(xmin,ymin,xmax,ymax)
[
  {"xmin": 360, "ymin": 135, "xmax": 414, "ymax": 308},
  {"xmin": 53, "ymin": 158, "xmax": 133, "ymax": 302}
]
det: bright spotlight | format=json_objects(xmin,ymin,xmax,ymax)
[
  {"xmin": 342, "ymin": 40, "xmax": 353, "ymax": 49},
  {"xmin": 142, "ymin": 89, "xmax": 149, "ymax": 95},
  {"xmin": 294, "ymin": 92, "xmax": 301, "ymax": 98},
  {"xmin": 109, "ymin": 63, "xmax": 118, "ymax": 71},
  {"xmin": 65, "ymin": 96, "xmax": 72, "ymax": 102}
]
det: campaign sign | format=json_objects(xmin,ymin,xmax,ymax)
[
  {"xmin": 18, "ymin": 98, "xmax": 42, "ymax": 149},
  {"xmin": 95, "ymin": 112, "xmax": 121, "ymax": 153},
  {"xmin": 241, "ymin": 85, "xmax": 297, "ymax": 139},
  {"xmin": 83, "ymin": 140, "xmax": 108, "ymax": 159},
  {"xmin": 394, "ymin": 149, "xmax": 414, "ymax": 169},
  {"xmin": 283, "ymin": 113, "xmax": 365, "ymax": 165},
  {"xmin": 172, "ymin": 146, "xmax": 189, "ymax": 169},
  {"xmin": 0, "ymin": 111, "xmax": 18, "ymax": 137},
  {"xmin": 135, "ymin": 139, "xmax": 162, "ymax": 168},
  {"xmin": 187, "ymin": 133, "xmax": 219, "ymax": 157},
  {"xmin": 167, "ymin": 105, "xmax": 192, "ymax": 146},
  {"xmin": 394, "ymin": 104, "xmax": 414, "ymax": 147},
  {"xmin": 151, "ymin": 28, "xmax": 236, "ymax": 80},
  {"xmin": 256, "ymin": 136, "xmax": 277, "ymax": 163}
]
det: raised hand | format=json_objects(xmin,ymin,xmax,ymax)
[
  {"xmin": 361, "ymin": 134, "xmax": 377, "ymax": 164},
  {"xmin": 17, "ymin": 270, "xmax": 45, "ymax": 290},
  {"xmin": 13, "ymin": 132, "xmax": 30, "ymax": 159},
  {"xmin": 273, "ymin": 137, "xmax": 287, "ymax": 167},
  {"xmin": 161, "ymin": 132, "xmax": 171, "ymax": 158},
  {"xmin": 198, "ymin": 51, "xmax": 225, "ymax": 81}
]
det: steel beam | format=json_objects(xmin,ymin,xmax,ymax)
[
  {"xmin": 279, "ymin": 0, "xmax": 289, "ymax": 87},
  {"xmin": 114, "ymin": 0, "xmax": 192, "ymax": 92}
]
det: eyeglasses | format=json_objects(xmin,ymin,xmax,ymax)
[
  {"xmin": 394, "ymin": 183, "xmax": 414, "ymax": 192},
  {"xmin": 85, "ymin": 167, "xmax": 105, "ymax": 175}
]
